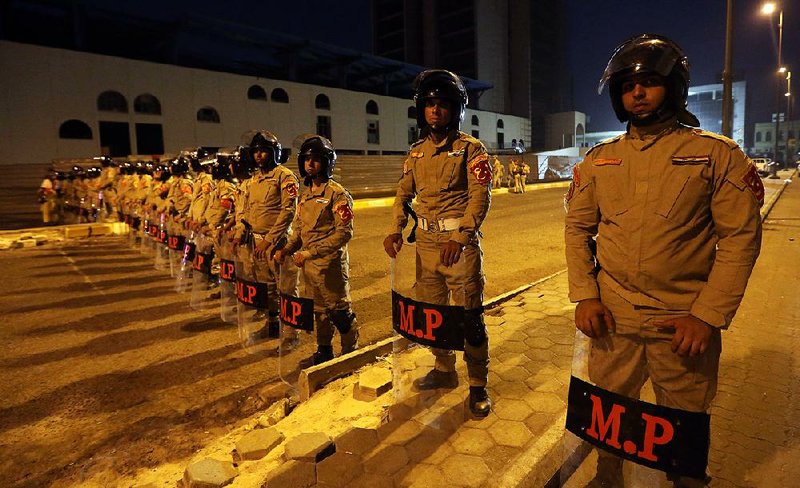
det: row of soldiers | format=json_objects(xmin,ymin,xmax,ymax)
[
  {"xmin": 490, "ymin": 156, "xmax": 531, "ymax": 194},
  {"xmin": 38, "ymin": 158, "xmax": 119, "ymax": 225}
]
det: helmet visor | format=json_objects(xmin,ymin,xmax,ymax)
[{"xmin": 598, "ymin": 38, "xmax": 682, "ymax": 94}]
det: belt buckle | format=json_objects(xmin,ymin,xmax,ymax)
[{"xmin": 429, "ymin": 220, "xmax": 438, "ymax": 232}]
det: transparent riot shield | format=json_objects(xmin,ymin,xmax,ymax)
[
  {"xmin": 166, "ymin": 223, "xmax": 187, "ymax": 279},
  {"xmin": 559, "ymin": 327, "xmax": 712, "ymax": 487},
  {"xmin": 217, "ymin": 237, "xmax": 238, "ymax": 324},
  {"xmin": 190, "ymin": 233, "xmax": 219, "ymax": 311},
  {"xmin": 389, "ymin": 237, "xmax": 473, "ymax": 436},
  {"xmin": 277, "ymin": 258, "xmax": 313, "ymax": 397},
  {"xmin": 174, "ymin": 230, "xmax": 195, "ymax": 294},
  {"xmin": 235, "ymin": 241, "xmax": 279, "ymax": 354},
  {"xmin": 154, "ymin": 213, "xmax": 170, "ymax": 271},
  {"xmin": 127, "ymin": 213, "xmax": 142, "ymax": 248}
]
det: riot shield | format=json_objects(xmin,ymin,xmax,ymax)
[
  {"xmin": 217, "ymin": 237, "xmax": 238, "ymax": 324},
  {"xmin": 153, "ymin": 213, "xmax": 171, "ymax": 271},
  {"xmin": 235, "ymin": 241, "xmax": 279, "ymax": 354},
  {"xmin": 389, "ymin": 238, "xmax": 473, "ymax": 435},
  {"xmin": 174, "ymin": 230, "xmax": 195, "ymax": 294},
  {"xmin": 559, "ymin": 324, "xmax": 712, "ymax": 487},
  {"xmin": 166, "ymin": 222, "xmax": 187, "ymax": 279},
  {"xmin": 277, "ymin": 258, "xmax": 313, "ymax": 396},
  {"xmin": 127, "ymin": 213, "xmax": 142, "ymax": 249},
  {"xmin": 190, "ymin": 233, "xmax": 218, "ymax": 311}
]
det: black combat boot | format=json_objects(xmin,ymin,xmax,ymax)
[
  {"xmin": 311, "ymin": 345, "xmax": 335, "ymax": 365},
  {"xmin": 414, "ymin": 369, "xmax": 458, "ymax": 390},
  {"xmin": 468, "ymin": 386, "xmax": 492, "ymax": 417}
]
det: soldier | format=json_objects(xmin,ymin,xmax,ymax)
[
  {"xmin": 491, "ymin": 155, "xmax": 504, "ymax": 189},
  {"xmin": 234, "ymin": 130, "xmax": 300, "ymax": 339},
  {"xmin": 518, "ymin": 159, "xmax": 530, "ymax": 193},
  {"xmin": 565, "ymin": 34, "xmax": 763, "ymax": 487},
  {"xmin": 274, "ymin": 135, "xmax": 358, "ymax": 364},
  {"xmin": 383, "ymin": 69, "xmax": 493, "ymax": 417},
  {"xmin": 507, "ymin": 158, "xmax": 518, "ymax": 191},
  {"xmin": 37, "ymin": 170, "xmax": 58, "ymax": 225}
]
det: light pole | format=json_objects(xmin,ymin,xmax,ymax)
[{"xmin": 761, "ymin": 2, "xmax": 784, "ymax": 167}]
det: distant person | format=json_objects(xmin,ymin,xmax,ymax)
[
  {"xmin": 37, "ymin": 171, "xmax": 58, "ymax": 225},
  {"xmin": 565, "ymin": 34, "xmax": 763, "ymax": 487},
  {"xmin": 492, "ymin": 156, "xmax": 504, "ymax": 189},
  {"xmin": 517, "ymin": 139, "xmax": 525, "ymax": 152}
]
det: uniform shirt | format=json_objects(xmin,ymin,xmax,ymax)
[
  {"xmin": 239, "ymin": 165, "xmax": 299, "ymax": 241},
  {"xmin": 390, "ymin": 131, "xmax": 492, "ymax": 245},
  {"xmin": 202, "ymin": 179, "xmax": 236, "ymax": 229},
  {"xmin": 285, "ymin": 179, "xmax": 354, "ymax": 259},
  {"xmin": 167, "ymin": 175, "xmax": 194, "ymax": 216},
  {"xmin": 188, "ymin": 172, "xmax": 214, "ymax": 223},
  {"xmin": 492, "ymin": 158, "xmax": 504, "ymax": 177},
  {"xmin": 565, "ymin": 119, "xmax": 763, "ymax": 328}
]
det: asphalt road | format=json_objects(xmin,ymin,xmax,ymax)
[{"xmin": 0, "ymin": 186, "xmax": 569, "ymax": 486}]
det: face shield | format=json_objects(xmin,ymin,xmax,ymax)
[{"xmin": 597, "ymin": 38, "xmax": 683, "ymax": 95}]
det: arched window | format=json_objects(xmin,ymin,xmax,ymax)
[
  {"xmin": 271, "ymin": 88, "xmax": 289, "ymax": 103},
  {"xmin": 248, "ymin": 85, "xmax": 267, "ymax": 101},
  {"xmin": 315, "ymin": 94, "xmax": 331, "ymax": 110},
  {"xmin": 765, "ymin": 131, "xmax": 772, "ymax": 142},
  {"xmin": 407, "ymin": 106, "xmax": 417, "ymax": 119},
  {"xmin": 59, "ymin": 119, "xmax": 93, "ymax": 139},
  {"xmin": 497, "ymin": 119, "xmax": 504, "ymax": 129},
  {"xmin": 756, "ymin": 132, "xmax": 762, "ymax": 142},
  {"xmin": 366, "ymin": 100, "xmax": 379, "ymax": 115},
  {"xmin": 471, "ymin": 115, "xmax": 479, "ymax": 126},
  {"xmin": 97, "ymin": 90, "xmax": 128, "ymax": 113},
  {"xmin": 134, "ymin": 93, "xmax": 161, "ymax": 115},
  {"xmin": 197, "ymin": 107, "xmax": 220, "ymax": 123}
]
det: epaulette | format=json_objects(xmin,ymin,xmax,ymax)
[
  {"xmin": 586, "ymin": 134, "xmax": 625, "ymax": 156},
  {"xmin": 689, "ymin": 128, "xmax": 739, "ymax": 149},
  {"xmin": 457, "ymin": 132, "xmax": 483, "ymax": 146},
  {"xmin": 408, "ymin": 139, "xmax": 424, "ymax": 150},
  {"xmin": 330, "ymin": 180, "xmax": 353, "ymax": 200}
]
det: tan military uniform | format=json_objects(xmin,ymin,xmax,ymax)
[
  {"xmin": 565, "ymin": 118, "xmax": 763, "ymax": 412},
  {"xmin": 519, "ymin": 162, "xmax": 530, "ymax": 193},
  {"xmin": 98, "ymin": 166, "xmax": 119, "ymax": 216},
  {"xmin": 187, "ymin": 172, "xmax": 214, "ymax": 229},
  {"xmin": 390, "ymin": 131, "xmax": 492, "ymax": 387},
  {"xmin": 492, "ymin": 157, "xmax": 504, "ymax": 189},
  {"xmin": 284, "ymin": 179, "xmax": 357, "ymax": 351},
  {"xmin": 507, "ymin": 160, "xmax": 518, "ymax": 191}
]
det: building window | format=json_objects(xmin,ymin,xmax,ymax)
[
  {"xmin": 472, "ymin": 130, "xmax": 480, "ymax": 139},
  {"xmin": 408, "ymin": 125, "xmax": 419, "ymax": 145},
  {"xmin": 317, "ymin": 115, "xmax": 332, "ymax": 140},
  {"xmin": 497, "ymin": 132, "xmax": 505, "ymax": 148},
  {"xmin": 407, "ymin": 106, "xmax": 416, "ymax": 119},
  {"xmin": 271, "ymin": 88, "xmax": 289, "ymax": 103},
  {"xmin": 765, "ymin": 131, "xmax": 772, "ymax": 142},
  {"xmin": 472, "ymin": 115, "xmax": 479, "ymax": 126},
  {"xmin": 497, "ymin": 119, "xmax": 504, "ymax": 129},
  {"xmin": 315, "ymin": 94, "xmax": 331, "ymax": 110},
  {"xmin": 366, "ymin": 100, "xmax": 379, "ymax": 115},
  {"xmin": 134, "ymin": 94, "xmax": 161, "ymax": 115},
  {"xmin": 97, "ymin": 91, "xmax": 128, "ymax": 113},
  {"xmin": 367, "ymin": 120, "xmax": 380, "ymax": 144},
  {"xmin": 59, "ymin": 119, "xmax": 93, "ymax": 139},
  {"xmin": 756, "ymin": 132, "xmax": 762, "ymax": 142},
  {"xmin": 248, "ymin": 85, "xmax": 267, "ymax": 101},
  {"xmin": 197, "ymin": 107, "xmax": 220, "ymax": 123}
]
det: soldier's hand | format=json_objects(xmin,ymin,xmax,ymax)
[
  {"xmin": 254, "ymin": 240, "xmax": 271, "ymax": 260},
  {"xmin": 273, "ymin": 250, "xmax": 285, "ymax": 263},
  {"xmin": 383, "ymin": 233, "xmax": 403, "ymax": 258},
  {"xmin": 440, "ymin": 240, "xmax": 464, "ymax": 267},
  {"xmin": 292, "ymin": 252, "xmax": 308, "ymax": 267},
  {"xmin": 575, "ymin": 298, "xmax": 616, "ymax": 338},
  {"xmin": 653, "ymin": 315, "xmax": 714, "ymax": 357}
]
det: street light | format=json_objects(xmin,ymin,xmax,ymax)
[{"xmin": 761, "ymin": 2, "xmax": 785, "ymax": 168}]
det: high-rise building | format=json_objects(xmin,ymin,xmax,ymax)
[
  {"xmin": 686, "ymin": 81, "xmax": 747, "ymax": 147},
  {"xmin": 372, "ymin": 0, "xmax": 568, "ymax": 149}
]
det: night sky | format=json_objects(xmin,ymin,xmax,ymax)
[{"xmin": 86, "ymin": 0, "xmax": 799, "ymax": 133}]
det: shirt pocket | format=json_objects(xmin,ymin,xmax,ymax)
[
  {"xmin": 655, "ymin": 159, "xmax": 711, "ymax": 225},
  {"xmin": 594, "ymin": 173, "xmax": 629, "ymax": 222},
  {"xmin": 440, "ymin": 152, "xmax": 465, "ymax": 190}
]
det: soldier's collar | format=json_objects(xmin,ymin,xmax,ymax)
[
  {"xmin": 308, "ymin": 179, "xmax": 330, "ymax": 197},
  {"xmin": 627, "ymin": 117, "xmax": 678, "ymax": 140},
  {"xmin": 428, "ymin": 131, "xmax": 458, "ymax": 154}
]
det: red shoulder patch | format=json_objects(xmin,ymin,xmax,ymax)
[
  {"xmin": 334, "ymin": 200, "xmax": 354, "ymax": 224},
  {"xmin": 284, "ymin": 182, "xmax": 298, "ymax": 198},
  {"xmin": 741, "ymin": 164, "xmax": 765, "ymax": 206},
  {"xmin": 468, "ymin": 154, "xmax": 492, "ymax": 185}
]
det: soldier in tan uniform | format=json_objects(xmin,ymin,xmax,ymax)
[
  {"xmin": 234, "ymin": 130, "xmax": 300, "ymax": 339},
  {"xmin": 491, "ymin": 155, "xmax": 504, "ymax": 189},
  {"xmin": 518, "ymin": 160, "xmax": 530, "ymax": 193},
  {"xmin": 565, "ymin": 35, "xmax": 763, "ymax": 488},
  {"xmin": 506, "ymin": 158, "xmax": 518, "ymax": 191},
  {"xmin": 275, "ymin": 136, "xmax": 358, "ymax": 364},
  {"xmin": 383, "ymin": 69, "xmax": 493, "ymax": 417}
]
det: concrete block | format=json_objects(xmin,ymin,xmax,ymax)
[
  {"xmin": 316, "ymin": 451, "xmax": 364, "ymax": 487},
  {"xmin": 17, "ymin": 238, "xmax": 38, "ymax": 248},
  {"xmin": 182, "ymin": 458, "xmax": 238, "ymax": 487},
  {"xmin": 64, "ymin": 226, "xmax": 91, "ymax": 239},
  {"xmin": 235, "ymin": 427, "xmax": 284, "ymax": 461},
  {"xmin": 298, "ymin": 336, "xmax": 396, "ymax": 401},
  {"xmin": 354, "ymin": 366, "xmax": 392, "ymax": 401},
  {"xmin": 263, "ymin": 459, "xmax": 315, "ymax": 488},
  {"xmin": 257, "ymin": 398, "xmax": 289, "ymax": 427},
  {"xmin": 88, "ymin": 224, "xmax": 111, "ymax": 236},
  {"xmin": 284, "ymin": 432, "xmax": 335, "ymax": 462},
  {"xmin": 335, "ymin": 427, "xmax": 378, "ymax": 455}
]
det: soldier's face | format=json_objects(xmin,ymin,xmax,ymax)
[
  {"xmin": 424, "ymin": 98, "xmax": 452, "ymax": 130},
  {"xmin": 620, "ymin": 73, "xmax": 666, "ymax": 118},
  {"xmin": 305, "ymin": 156, "xmax": 324, "ymax": 177},
  {"xmin": 253, "ymin": 149, "xmax": 268, "ymax": 166}
]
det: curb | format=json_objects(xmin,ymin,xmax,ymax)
[{"xmin": 761, "ymin": 169, "xmax": 795, "ymax": 220}]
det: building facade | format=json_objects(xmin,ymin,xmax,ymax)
[
  {"xmin": 752, "ymin": 118, "xmax": 800, "ymax": 162},
  {"xmin": 686, "ymin": 81, "xmax": 747, "ymax": 148}
]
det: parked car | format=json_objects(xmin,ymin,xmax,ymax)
[{"xmin": 751, "ymin": 157, "xmax": 774, "ymax": 177}]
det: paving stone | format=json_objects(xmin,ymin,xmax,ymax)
[
  {"xmin": 377, "ymin": 419, "xmax": 422, "ymax": 445},
  {"xmin": 343, "ymin": 472, "xmax": 394, "ymax": 488},
  {"xmin": 487, "ymin": 419, "xmax": 533, "ymax": 448},
  {"xmin": 182, "ymin": 458, "xmax": 238, "ymax": 488},
  {"xmin": 263, "ymin": 459, "xmax": 315, "ymax": 488},
  {"xmin": 440, "ymin": 453, "xmax": 491, "ymax": 487},
  {"xmin": 393, "ymin": 463, "xmax": 447, "ymax": 487},
  {"xmin": 404, "ymin": 429, "xmax": 452, "ymax": 463},
  {"xmin": 355, "ymin": 366, "xmax": 392, "ymax": 401},
  {"xmin": 284, "ymin": 432, "xmax": 335, "ymax": 462},
  {"xmin": 336, "ymin": 426, "xmax": 379, "ymax": 455},
  {"xmin": 316, "ymin": 451, "xmax": 364, "ymax": 487},
  {"xmin": 257, "ymin": 398, "xmax": 289, "ymax": 427},
  {"xmin": 522, "ymin": 391, "xmax": 566, "ymax": 413},
  {"xmin": 484, "ymin": 315, "xmax": 505, "ymax": 326},
  {"xmin": 235, "ymin": 427, "xmax": 284, "ymax": 461},
  {"xmin": 493, "ymin": 398, "xmax": 533, "ymax": 422},
  {"xmin": 495, "ymin": 364, "xmax": 533, "ymax": 382},
  {"xmin": 362, "ymin": 444, "xmax": 409, "ymax": 475},
  {"xmin": 451, "ymin": 427, "xmax": 494, "ymax": 456},
  {"xmin": 524, "ymin": 336, "xmax": 554, "ymax": 349}
]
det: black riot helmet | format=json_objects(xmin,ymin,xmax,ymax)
[
  {"xmin": 170, "ymin": 157, "xmax": 189, "ymax": 176},
  {"xmin": 297, "ymin": 135, "xmax": 336, "ymax": 185},
  {"xmin": 218, "ymin": 146, "xmax": 252, "ymax": 180},
  {"xmin": 154, "ymin": 163, "xmax": 171, "ymax": 181},
  {"xmin": 120, "ymin": 161, "xmax": 133, "ymax": 175},
  {"xmin": 598, "ymin": 34, "xmax": 699, "ymax": 127},
  {"xmin": 412, "ymin": 69, "xmax": 468, "ymax": 135},
  {"xmin": 71, "ymin": 165, "xmax": 85, "ymax": 179},
  {"xmin": 246, "ymin": 130, "xmax": 282, "ymax": 170},
  {"xmin": 93, "ymin": 156, "xmax": 115, "ymax": 168},
  {"xmin": 85, "ymin": 166, "xmax": 102, "ymax": 179}
]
